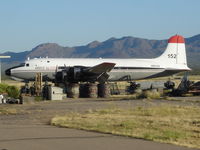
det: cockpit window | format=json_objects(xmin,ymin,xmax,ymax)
[
  {"xmin": 20, "ymin": 63, "xmax": 25, "ymax": 67},
  {"xmin": 26, "ymin": 63, "xmax": 29, "ymax": 67}
]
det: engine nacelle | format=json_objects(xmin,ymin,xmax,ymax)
[{"xmin": 66, "ymin": 67, "xmax": 83, "ymax": 82}]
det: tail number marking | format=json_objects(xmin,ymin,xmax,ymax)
[{"xmin": 168, "ymin": 54, "xmax": 176, "ymax": 58}]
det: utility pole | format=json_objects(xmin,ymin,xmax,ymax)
[{"xmin": 0, "ymin": 56, "xmax": 11, "ymax": 83}]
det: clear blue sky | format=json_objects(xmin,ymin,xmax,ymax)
[{"xmin": 0, "ymin": 0, "xmax": 200, "ymax": 52}]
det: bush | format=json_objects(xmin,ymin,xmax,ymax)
[
  {"xmin": 137, "ymin": 90, "xmax": 161, "ymax": 99},
  {"xmin": 34, "ymin": 96, "xmax": 43, "ymax": 102},
  {"xmin": 0, "ymin": 83, "xmax": 20, "ymax": 98},
  {"xmin": 0, "ymin": 83, "xmax": 8, "ymax": 93},
  {"xmin": 6, "ymin": 86, "xmax": 20, "ymax": 99}
]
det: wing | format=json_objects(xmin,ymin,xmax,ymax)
[
  {"xmin": 86, "ymin": 62, "xmax": 116, "ymax": 74},
  {"xmin": 55, "ymin": 62, "xmax": 116, "ymax": 83},
  {"xmin": 85, "ymin": 62, "xmax": 116, "ymax": 83}
]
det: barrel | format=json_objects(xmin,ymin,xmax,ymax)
[
  {"xmin": 87, "ymin": 83, "xmax": 98, "ymax": 98},
  {"xmin": 98, "ymin": 83, "xmax": 110, "ymax": 98},
  {"xmin": 67, "ymin": 83, "xmax": 79, "ymax": 98}
]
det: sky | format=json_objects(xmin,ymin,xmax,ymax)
[{"xmin": 0, "ymin": 0, "xmax": 200, "ymax": 52}]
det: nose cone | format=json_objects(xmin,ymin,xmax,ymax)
[{"xmin": 5, "ymin": 68, "xmax": 11, "ymax": 76}]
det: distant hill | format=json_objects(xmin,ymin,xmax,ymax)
[{"xmin": 1, "ymin": 34, "xmax": 200, "ymax": 69}]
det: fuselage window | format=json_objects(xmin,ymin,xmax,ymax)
[
  {"xmin": 58, "ymin": 66, "xmax": 65, "ymax": 69},
  {"xmin": 26, "ymin": 63, "xmax": 29, "ymax": 67}
]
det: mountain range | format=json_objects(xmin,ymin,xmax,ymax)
[{"xmin": 1, "ymin": 34, "xmax": 200, "ymax": 70}]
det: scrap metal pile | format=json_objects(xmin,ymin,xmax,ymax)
[{"xmin": 164, "ymin": 73, "xmax": 200, "ymax": 96}]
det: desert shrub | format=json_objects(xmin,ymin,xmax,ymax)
[
  {"xmin": 6, "ymin": 86, "xmax": 20, "ymax": 99},
  {"xmin": 0, "ymin": 83, "xmax": 8, "ymax": 93},
  {"xmin": 34, "ymin": 96, "xmax": 43, "ymax": 101},
  {"xmin": 0, "ymin": 83, "xmax": 20, "ymax": 98},
  {"xmin": 137, "ymin": 90, "xmax": 161, "ymax": 99}
]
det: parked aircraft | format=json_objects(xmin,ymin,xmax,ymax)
[{"xmin": 5, "ymin": 35, "xmax": 191, "ymax": 83}]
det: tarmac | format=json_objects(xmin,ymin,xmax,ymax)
[{"xmin": 0, "ymin": 98, "xmax": 199, "ymax": 150}]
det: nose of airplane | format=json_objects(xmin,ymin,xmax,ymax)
[{"xmin": 5, "ymin": 68, "xmax": 11, "ymax": 76}]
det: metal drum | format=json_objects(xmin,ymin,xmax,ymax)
[
  {"xmin": 87, "ymin": 83, "xmax": 98, "ymax": 98},
  {"xmin": 67, "ymin": 83, "xmax": 79, "ymax": 98},
  {"xmin": 98, "ymin": 83, "xmax": 110, "ymax": 98}
]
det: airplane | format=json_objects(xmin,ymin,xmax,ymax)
[{"xmin": 5, "ymin": 35, "xmax": 191, "ymax": 83}]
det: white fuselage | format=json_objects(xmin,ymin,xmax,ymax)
[{"xmin": 9, "ymin": 57, "xmax": 189, "ymax": 81}]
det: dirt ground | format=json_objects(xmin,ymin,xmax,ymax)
[
  {"xmin": 0, "ymin": 97, "xmax": 200, "ymax": 150},
  {"xmin": 1, "ymin": 97, "xmax": 200, "ymax": 126}
]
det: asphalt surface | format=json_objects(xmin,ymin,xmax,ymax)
[{"xmin": 0, "ymin": 98, "xmax": 199, "ymax": 150}]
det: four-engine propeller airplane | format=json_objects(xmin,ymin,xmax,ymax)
[{"xmin": 5, "ymin": 35, "xmax": 191, "ymax": 83}]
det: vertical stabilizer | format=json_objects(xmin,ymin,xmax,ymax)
[{"xmin": 156, "ymin": 35, "xmax": 188, "ymax": 67}]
